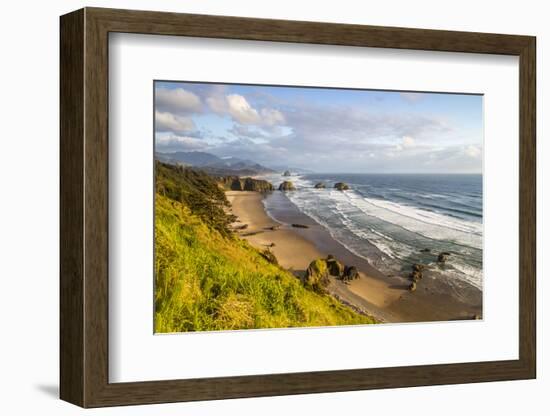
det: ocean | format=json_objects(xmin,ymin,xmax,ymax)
[{"xmin": 261, "ymin": 173, "xmax": 483, "ymax": 290}]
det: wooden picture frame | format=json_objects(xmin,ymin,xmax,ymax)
[{"xmin": 60, "ymin": 7, "xmax": 536, "ymax": 408}]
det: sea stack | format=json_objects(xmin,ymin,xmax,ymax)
[
  {"xmin": 334, "ymin": 182, "xmax": 350, "ymax": 191},
  {"xmin": 279, "ymin": 181, "xmax": 296, "ymax": 191},
  {"xmin": 282, "ymin": 170, "xmax": 291, "ymax": 176}
]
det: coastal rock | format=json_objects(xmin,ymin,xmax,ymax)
[
  {"xmin": 229, "ymin": 177, "xmax": 244, "ymax": 191},
  {"xmin": 283, "ymin": 170, "xmax": 291, "ymax": 176},
  {"xmin": 303, "ymin": 259, "xmax": 331, "ymax": 293},
  {"xmin": 420, "ymin": 248, "xmax": 431, "ymax": 253},
  {"xmin": 326, "ymin": 256, "xmax": 345, "ymax": 277},
  {"xmin": 412, "ymin": 263, "xmax": 425, "ymax": 273},
  {"xmin": 408, "ymin": 282, "xmax": 417, "ymax": 292},
  {"xmin": 279, "ymin": 181, "xmax": 296, "ymax": 191},
  {"xmin": 218, "ymin": 176, "xmax": 273, "ymax": 192},
  {"xmin": 409, "ymin": 270, "xmax": 422, "ymax": 282},
  {"xmin": 314, "ymin": 182, "xmax": 326, "ymax": 189},
  {"xmin": 437, "ymin": 252, "xmax": 451, "ymax": 263},
  {"xmin": 291, "ymin": 223, "xmax": 309, "ymax": 229},
  {"xmin": 343, "ymin": 265, "xmax": 359, "ymax": 281},
  {"xmin": 260, "ymin": 249, "xmax": 278, "ymax": 265},
  {"xmin": 243, "ymin": 177, "xmax": 274, "ymax": 192},
  {"xmin": 334, "ymin": 182, "xmax": 350, "ymax": 191}
]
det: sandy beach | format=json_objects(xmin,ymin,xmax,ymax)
[{"xmin": 226, "ymin": 190, "xmax": 482, "ymax": 324}]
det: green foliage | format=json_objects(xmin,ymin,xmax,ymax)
[
  {"xmin": 155, "ymin": 161, "xmax": 234, "ymax": 237},
  {"xmin": 154, "ymin": 164, "xmax": 375, "ymax": 332}
]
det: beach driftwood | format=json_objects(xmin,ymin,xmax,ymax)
[{"xmin": 291, "ymin": 223, "xmax": 309, "ymax": 229}]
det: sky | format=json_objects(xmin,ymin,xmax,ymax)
[{"xmin": 154, "ymin": 81, "xmax": 483, "ymax": 173}]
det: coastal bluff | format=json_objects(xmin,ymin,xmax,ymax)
[{"xmin": 217, "ymin": 176, "xmax": 274, "ymax": 192}]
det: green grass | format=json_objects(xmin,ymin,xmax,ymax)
[{"xmin": 154, "ymin": 162, "xmax": 375, "ymax": 332}]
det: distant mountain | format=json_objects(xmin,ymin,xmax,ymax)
[
  {"xmin": 267, "ymin": 164, "xmax": 316, "ymax": 174},
  {"xmin": 155, "ymin": 151, "xmax": 222, "ymax": 166},
  {"xmin": 155, "ymin": 151, "xmax": 275, "ymax": 175}
]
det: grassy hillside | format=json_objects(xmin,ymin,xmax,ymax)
[{"xmin": 154, "ymin": 162, "xmax": 375, "ymax": 332}]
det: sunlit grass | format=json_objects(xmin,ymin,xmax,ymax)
[{"xmin": 154, "ymin": 194, "xmax": 375, "ymax": 332}]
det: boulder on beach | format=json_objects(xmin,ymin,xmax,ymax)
[
  {"xmin": 343, "ymin": 265, "xmax": 359, "ymax": 281},
  {"xmin": 412, "ymin": 263, "xmax": 425, "ymax": 273},
  {"xmin": 303, "ymin": 259, "xmax": 331, "ymax": 293},
  {"xmin": 282, "ymin": 170, "xmax": 291, "ymax": 176},
  {"xmin": 334, "ymin": 182, "xmax": 350, "ymax": 191},
  {"xmin": 437, "ymin": 252, "xmax": 451, "ymax": 263},
  {"xmin": 314, "ymin": 182, "xmax": 326, "ymax": 189},
  {"xmin": 408, "ymin": 282, "xmax": 417, "ymax": 292},
  {"xmin": 279, "ymin": 181, "xmax": 296, "ymax": 191},
  {"xmin": 326, "ymin": 256, "xmax": 345, "ymax": 277}
]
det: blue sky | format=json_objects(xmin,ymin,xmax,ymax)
[{"xmin": 154, "ymin": 81, "xmax": 483, "ymax": 173}]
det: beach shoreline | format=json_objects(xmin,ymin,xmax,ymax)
[{"xmin": 226, "ymin": 190, "xmax": 483, "ymax": 324}]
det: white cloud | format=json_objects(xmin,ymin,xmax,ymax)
[
  {"xmin": 260, "ymin": 108, "xmax": 286, "ymax": 126},
  {"xmin": 155, "ymin": 134, "xmax": 206, "ymax": 151},
  {"xmin": 400, "ymin": 92, "xmax": 423, "ymax": 103},
  {"xmin": 155, "ymin": 87, "xmax": 202, "ymax": 114},
  {"xmin": 464, "ymin": 144, "xmax": 482, "ymax": 158},
  {"xmin": 155, "ymin": 111, "xmax": 195, "ymax": 134},
  {"xmin": 206, "ymin": 91, "xmax": 285, "ymax": 128},
  {"xmin": 402, "ymin": 136, "xmax": 416, "ymax": 148},
  {"xmin": 226, "ymin": 94, "xmax": 261, "ymax": 124}
]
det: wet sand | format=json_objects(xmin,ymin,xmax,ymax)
[{"xmin": 226, "ymin": 191, "xmax": 482, "ymax": 323}]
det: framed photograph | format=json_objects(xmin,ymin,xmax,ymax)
[{"xmin": 60, "ymin": 7, "xmax": 536, "ymax": 408}]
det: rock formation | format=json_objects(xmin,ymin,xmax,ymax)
[
  {"xmin": 218, "ymin": 176, "xmax": 273, "ymax": 192},
  {"xmin": 437, "ymin": 252, "xmax": 451, "ymax": 263},
  {"xmin": 343, "ymin": 265, "xmax": 359, "ymax": 282},
  {"xmin": 326, "ymin": 255, "xmax": 345, "ymax": 277},
  {"xmin": 279, "ymin": 181, "xmax": 296, "ymax": 191},
  {"xmin": 334, "ymin": 182, "xmax": 350, "ymax": 191},
  {"xmin": 303, "ymin": 259, "xmax": 331, "ymax": 293}
]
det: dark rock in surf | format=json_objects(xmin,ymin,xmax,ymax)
[
  {"xmin": 334, "ymin": 182, "xmax": 350, "ymax": 191},
  {"xmin": 279, "ymin": 181, "xmax": 296, "ymax": 191},
  {"xmin": 291, "ymin": 223, "xmax": 309, "ymax": 229},
  {"xmin": 409, "ymin": 270, "xmax": 422, "ymax": 282},
  {"xmin": 437, "ymin": 252, "xmax": 451, "ymax": 263},
  {"xmin": 283, "ymin": 170, "xmax": 291, "ymax": 176},
  {"xmin": 314, "ymin": 182, "xmax": 326, "ymax": 189}
]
